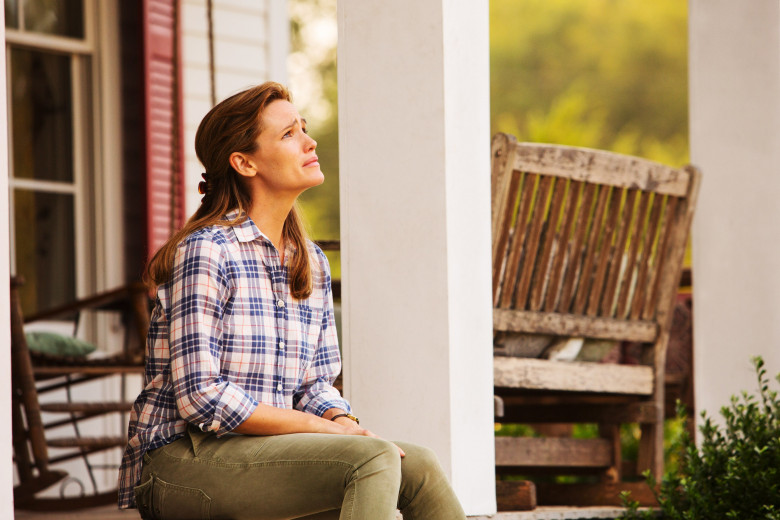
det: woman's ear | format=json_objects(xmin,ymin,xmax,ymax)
[{"xmin": 229, "ymin": 152, "xmax": 257, "ymax": 178}]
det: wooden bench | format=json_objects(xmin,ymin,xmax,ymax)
[{"xmin": 490, "ymin": 133, "xmax": 700, "ymax": 508}]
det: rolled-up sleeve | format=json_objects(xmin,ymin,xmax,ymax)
[
  {"xmin": 294, "ymin": 252, "xmax": 351, "ymax": 416},
  {"xmin": 168, "ymin": 236, "xmax": 258, "ymax": 435}
]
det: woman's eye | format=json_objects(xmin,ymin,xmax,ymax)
[
  {"xmin": 283, "ymin": 130, "xmax": 292, "ymax": 138},
  {"xmin": 302, "ymin": 127, "xmax": 308, "ymax": 134}
]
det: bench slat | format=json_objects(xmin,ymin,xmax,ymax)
[
  {"xmin": 495, "ymin": 436, "xmax": 613, "ymax": 467},
  {"xmin": 494, "ymin": 357, "xmax": 654, "ymax": 395},
  {"xmin": 494, "ymin": 309, "xmax": 657, "ymax": 343},
  {"xmin": 512, "ymin": 143, "xmax": 690, "ymax": 197}
]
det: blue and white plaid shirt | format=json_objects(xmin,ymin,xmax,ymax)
[{"xmin": 118, "ymin": 211, "xmax": 350, "ymax": 508}]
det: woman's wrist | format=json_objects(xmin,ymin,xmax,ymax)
[{"xmin": 322, "ymin": 408, "xmax": 347, "ymax": 421}]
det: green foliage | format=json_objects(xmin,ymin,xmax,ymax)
[
  {"xmin": 620, "ymin": 357, "xmax": 780, "ymax": 520},
  {"xmin": 619, "ymin": 490, "xmax": 655, "ymax": 520},
  {"xmin": 491, "ymin": 0, "xmax": 689, "ymax": 166},
  {"xmin": 289, "ymin": 0, "xmax": 341, "ymax": 242},
  {"xmin": 292, "ymin": 0, "xmax": 691, "ymax": 246}
]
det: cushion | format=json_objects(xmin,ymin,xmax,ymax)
[
  {"xmin": 494, "ymin": 333, "xmax": 554, "ymax": 358},
  {"xmin": 25, "ymin": 331, "xmax": 97, "ymax": 358}
]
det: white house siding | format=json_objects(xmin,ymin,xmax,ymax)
[{"xmin": 181, "ymin": 0, "xmax": 288, "ymax": 216}]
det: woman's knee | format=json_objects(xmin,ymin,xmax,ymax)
[
  {"xmin": 352, "ymin": 437, "xmax": 402, "ymax": 479},
  {"xmin": 399, "ymin": 443, "xmax": 442, "ymax": 475},
  {"xmin": 396, "ymin": 442, "xmax": 448, "ymax": 491}
]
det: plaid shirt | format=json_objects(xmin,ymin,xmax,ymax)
[{"xmin": 118, "ymin": 212, "xmax": 350, "ymax": 508}]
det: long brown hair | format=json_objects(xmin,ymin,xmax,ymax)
[{"xmin": 146, "ymin": 82, "xmax": 313, "ymax": 299}]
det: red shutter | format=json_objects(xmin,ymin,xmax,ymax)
[{"xmin": 143, "ymin": 0, "xmax": 185, "ymax": 259}]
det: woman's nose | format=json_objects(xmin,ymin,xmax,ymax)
[{"xmin": 305, "ymin": 134, "xmax": 317, "ymax": 150}]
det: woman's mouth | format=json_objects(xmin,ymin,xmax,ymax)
[{"xmin": 303, "ymin": 156, "xmax": 319, "ymax": 167}]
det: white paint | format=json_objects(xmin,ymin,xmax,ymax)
[
  {"xmin": 689, "ymin": 0, "xmax": 780, "ymax": 433},
  {"xmin": 0, "ymin": 7, "xmax": 15, "ymax": 518},
  {"xmin": 266, "ymin": 0, "xmax": 289, "ymax": 84},
  {"xmin": 337, "ymin": 0, "xmax": 495, "ymax": 514},
  {"xmin": 181, "ymin": 0, "xmax": 283, "ymax": 216}
]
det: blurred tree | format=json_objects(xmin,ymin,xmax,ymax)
[
  {"xmin": 491, "ymin": 0, "xmax": 689, "ymax": 166},
  {"xmin": 290, "ymin": 0, "xmax": 689, "ymax": 255},
  {"xmin": 289, "ymin": 0, "xmax": 340, "ymax": 242}
]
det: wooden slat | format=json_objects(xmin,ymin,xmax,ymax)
[
  {"xmin": 40, "ymin": 402, "xmax": 133, "ymax": 413},
  {"xmin": 615, "ymin": 191, "xmax": 649, "ymax": 318},
  {"xmin": 496, "ymin": 481, "xmax": 537, "ymax": 511},
  {"xmin": 499, "ymin": 173, "xmax": 538, "ymax": 308},
  {"xmin": 494, "ymin": 309, "xmax": 657, "ymax": 342},
  {"xmin": 630, "ymin": 195, "xmax": 665, "ymax": 320},
  {"xmin": 47, "ymin": 435, "xmax": 126, "ymax": 450},
  {"xmin": 599, "ymin": 423, "xmax": 622, "ymax": 482},
  {"xmin": 495, "ymin": 402, "xmax": 659, "ymax": 424},
  {"xmin": 33, "ymin": 365, "xmax": 144, "ymax": 376},
  {"xmin": 544, "ymin": 180, "xmax": 581, "ymax": 312},
  {"xmin": 494, "ymin": 357, "xmax": 654, "ymax": 394},
  {"xmin": 495, "ymin": 436, "xmax": 613, "ymax": 467},
  {"xmin": 558, "ymin": 183, "xmax": 597, "ymax": 312},
  {"xmin": 535, "ymin": 482, "xmax": 659, "ymax": 507},
  {"xmin": 642, "ymin": 197, "xmax": 679, "ymax": 320},
  {"xmin": 491, "ymin": 133, "xmax": 518, "ymax": 234},
  {"xmin": 587, "ymin": 188, "xmax": 623, "ymax": 316},
  {"xmin": 572, "ymin": 186, "xmax": 610, "ymax": 314},
  {"xmin": 512, "ymin": 142, "xmax": 690, "ymax": 196},
  {"xmin": 600, "ymin": 189, "xmax": 638, "ymax": 316},
  {"xmin": 529, "ymin": 178, "xmax": 566, "ymax": 311},
  {"xmin": 493, "ymin": 171, "xmax": 523, "ymax": 303},
  {"xmin": 515, "ymin": 176, "xmax": 554, "ymax": 310}
]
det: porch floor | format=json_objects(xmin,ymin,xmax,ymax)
[{"xmin": 14, "ymin": 505, "xmax": 639, "ymax": 519}]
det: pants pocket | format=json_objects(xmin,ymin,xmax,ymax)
[{"xmin": 134, "ymin": 473, "xmax": 212, "ymax": 520}]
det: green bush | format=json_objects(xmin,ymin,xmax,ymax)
[{"xmin": 621, "ymin": 356, "xmax": 779, "ymax": 519}]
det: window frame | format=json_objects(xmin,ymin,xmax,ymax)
[{"xmin": 5, "ymin": 0, "xmax": 124, "ymax": 308}]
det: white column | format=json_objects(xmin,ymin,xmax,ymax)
[
  {"xmin": 689, "ymin": 0, "xmax": 780, "ymax": 431},
  {"xmin": 338, "ymin": 0, "xmax": 495, "ymax": 514},
  {"xmin": 0, "ymin": 10, "xmax": 16, "ymax": 518}
]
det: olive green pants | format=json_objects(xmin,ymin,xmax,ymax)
[{"xmin": 134, "ymin": 426, "xmax": 466, "ymax": 520}]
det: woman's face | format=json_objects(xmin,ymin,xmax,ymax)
[{"xmin": 244, "ymin": 99, "xmax": 323, "ymax": 197}]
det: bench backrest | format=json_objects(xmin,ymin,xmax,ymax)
[{"xmin": 491, "ymin": 133, "xmax": 700, "ymax": 348}]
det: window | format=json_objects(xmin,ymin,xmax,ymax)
[{"xmin": 6, "ymin": 0, "xmax": 96, "ymax": 315}]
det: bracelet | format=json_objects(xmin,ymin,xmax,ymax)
[{"xmin": 331, "ymin": 413, "xmax": 359, "ymax": 425}]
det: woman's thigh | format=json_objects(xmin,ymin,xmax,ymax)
[{"xmin": 135, "ymin": 428, "xmax": 398, "ymax": 520}]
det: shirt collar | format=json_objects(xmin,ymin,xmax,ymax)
[
  {"xmin": 225, "ymin": 210, "xmax": 296, "ymax": 257},
  {"xmin": 225, "ymin": 209, "xmax": 266, "ymax": 244}
]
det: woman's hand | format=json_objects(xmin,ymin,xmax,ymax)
[
  {"xmin": 233, "ymin": 404, "xmax": 405, "ymax": 456},
  {"xmin": 330, "ymin": 416, "xmax": 405, "ymax": 458}
]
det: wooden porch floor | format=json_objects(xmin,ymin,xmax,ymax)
[{"xmin": 14, "ymin": 505, "xmax": 640, "ymax": 519}]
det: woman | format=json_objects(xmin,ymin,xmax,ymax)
[{"xmin": 118, "ymin": 82, "xmax": 466, "ymax": 520}]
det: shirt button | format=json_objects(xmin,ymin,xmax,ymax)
[
  {"xmin": 277, "ymin": 383, "xmax": 283, "ymax": 391},
  {"xmin": 276, "ymin": 299, "xmax": 284, "ymax": 308},
  {"xmin": 279, "ymin": 341, "xmax": 285, "ymax": 349}
]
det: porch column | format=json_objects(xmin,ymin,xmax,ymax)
[
  {"xmin": 689, "ymin": 0, "xmax": 780, "ymax": 430},
  {"xmin": 0, "ymin": 9, "xmax": 15, "ymax": 517},
  {"xmin": 337, "ymin": 0, "xmax": 495, "ymax": 515}
]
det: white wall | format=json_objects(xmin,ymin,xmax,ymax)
[
  {"xmin": 181, "ymin": 0, "xmax": 288, "ymax": 215},
  {"xmin": 689, "ymin": 0, "xmax": 780, "ymax": 429},
  {"xmin": 338, "ymin": 0, "xmax": 496, "ymax": 514}
]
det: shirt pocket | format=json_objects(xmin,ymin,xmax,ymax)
[
  {"xmin": 293, "ymin": 303, "xmax": 324, "ymax": 371},
  {"xmin": 135, "ymin": 473, "xmax": 211, "ymax": 520}
]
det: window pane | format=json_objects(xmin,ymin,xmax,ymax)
[
  {"xmin": 23, "ymin": 0, "xmax": 83, "ymax": 38},
  {"xmin": 10, "ymin": 47, "xmax": 73, "ymax": 182},
  {"xmin": 14, "ymin": 190, "xmax": 76, "ymax": 316},
  {"xmin": 5, "ymin": 0, "xmax": 18, "ymax": 28}
]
